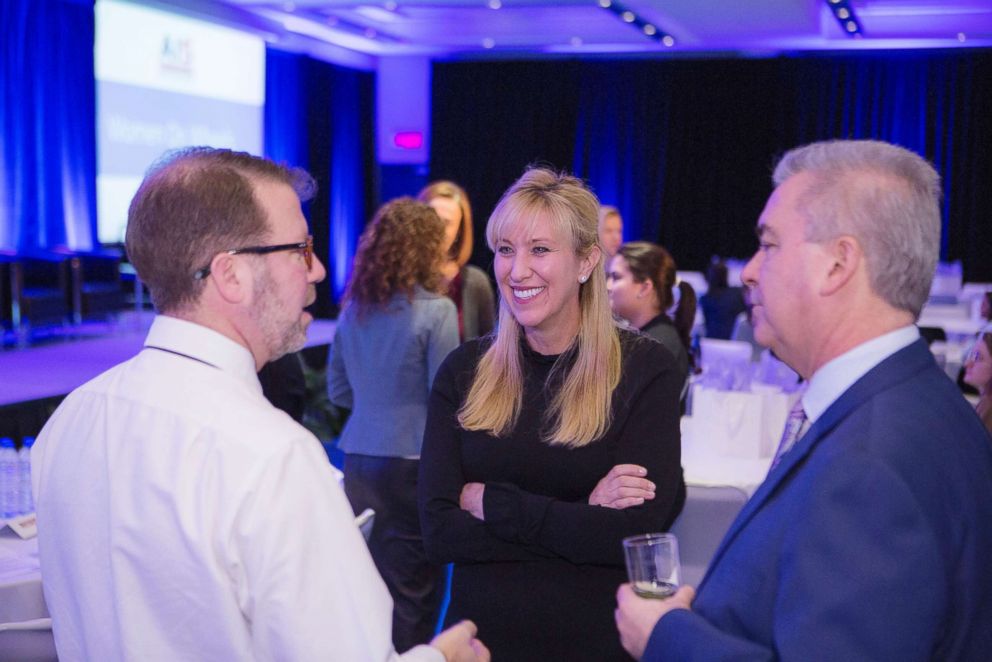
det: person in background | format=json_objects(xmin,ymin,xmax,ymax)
[
  {"xmin": 418, "ymin": 181, "xmax": 496, "ymax": 341},
  {"xmin": 328, "ymin": 198, "xmax": 460, "ymax": 653},
  {"xmin": 606, "ymin": 241, "xmax": 697, "ymax": 386},
  {"xmin": 258, "ymin": 352, "xmax": 308, "ymax": 421},
  {"xmin": 420, "ymin": 168, "xmax": 685, "ymax": 661},
  {"xmin": 598, "ymin": 204, "xmax": 624, "ymax": 260},
  {"xmin": 730, "ymin": 287, "xmax": 763, "ymax": 362},
  {"xmin": 32, "ymin": 148, "xmax": 487, "ymax": 662},
  {"xmin": 963, "ymin": 332, "xmax": 992, "ymax": 437},
  {"xmin": 615, "ymin": 139, "xmax": 992, "ymax": 660},
  {"xmin": 698, "ymin": 260, "xmax": 746, "ymax": 339},
  {"xmin": 957, "ymin": 291, "xmax": 992, "ymax": 396}
]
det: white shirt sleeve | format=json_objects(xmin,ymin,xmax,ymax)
[{"xmin": 231, "ymin": 435, "xmax": 444, "ymax": 662}]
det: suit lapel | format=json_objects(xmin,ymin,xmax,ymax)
[{"xmin": 696, "ymin": 339, "xmax": 935, "ymax": 592}]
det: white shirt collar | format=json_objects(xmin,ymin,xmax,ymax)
[
  {"xmin": 802, "ymin": 325, "xmax": 919, "ymax": 423},
  {"xmin": 144, "ymin": 315, "xmax": 262, "ymax": 395}
]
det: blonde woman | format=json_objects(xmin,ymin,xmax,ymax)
[
  {"xmin": 418, "ymin": 180, "xmax": 496, "ymax": 340},
  {"xmin": 418, "ymin": 168, "xmax": 685, "ymax": 661}
]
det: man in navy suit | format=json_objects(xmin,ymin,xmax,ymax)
[{"xmin": 615, "ymin": 140, "xmax": 992, "ymax": 660}]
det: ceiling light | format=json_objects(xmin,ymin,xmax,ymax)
[
  {"xmin": 958, "ymin": 32, "xmax": 967, "ymax": 42},
  {"xmin": 570, "ymin": 36, "xmax": 582, "ymax": 46},
  {"xmin": 622, "ymin": 11, "xmax": 635, "ymax": 22},
  {"xmin": 482, "ymin": 37, "xmax": 495, "ymax": 49},
  {"xmin": 824, "ymin": 0, "xmax": 862, "ymax": 39},
  {"xmin": 643, "ymin": 24, "xmax": 656, "ymax": 36},
  {"xmin": 488, "ymin": 0, "xmax": 501, "ymax": 8},
  {"xmin": 662, "ymin": 35, "xmax": 674, "ymax": 47}
]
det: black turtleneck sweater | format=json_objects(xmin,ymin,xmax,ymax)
[{"xmin": 418, "ymin": 328, "xmax": 685, "ymax": 661}]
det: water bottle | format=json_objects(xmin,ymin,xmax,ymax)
[
  {"xmin": 19, "ymin": 437, "xmax": 36, "ymax": 515},
  {"xmin": 0, "ymin": 437, "xmax": 18, "ymax": 519}
]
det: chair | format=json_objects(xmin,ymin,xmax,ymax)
[
  {"xmin": 671, "ymin": 485, "xmax": 749, "ymax": 587},
  {"xmin": 0, "ymin": 252, "xmax": 15, "ymax": 334},
  {"xmin": 66, "ymin": 250, "xmax": 127, "ymax": 323},
  {"xmin": 0, "ymin": 618, "xmax": 58, "ymax": 662},
  {"xmin": 12, "ymin": 253, "xmax": 72, "ymax": 333},
  {"xmin": 699, "ymin": 338, "xmax": 755, "ymax": 390}
]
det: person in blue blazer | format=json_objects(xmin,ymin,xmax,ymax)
[{"xmin": 615, "ymin": 140, "xmax": 992, "ymax": 660}]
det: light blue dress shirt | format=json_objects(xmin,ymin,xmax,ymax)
[{"xmin": 802, "ymin": 325, "xmax": 920, "ymax": 423}]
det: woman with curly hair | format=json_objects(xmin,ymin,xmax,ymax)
[
  {"xmin": 328, "ymin": 198, "xmax": 460, "ymax": 652},
  {"xmin": 418, "ymin": 180, "xmax": 496, "ymax": 340}
]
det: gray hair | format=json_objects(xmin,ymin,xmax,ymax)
[{"xmin": 773, "ymin": 140, "xmax": 941, "ymax": 318}]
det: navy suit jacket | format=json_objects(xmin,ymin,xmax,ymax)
[{"xmin": 646, "ymin": 339, "xmax": 992, "ymax": 661}]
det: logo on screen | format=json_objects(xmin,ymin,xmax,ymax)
[{"xmin": 161, "ymin": 36, "xmax": 193, "ymax": 73}]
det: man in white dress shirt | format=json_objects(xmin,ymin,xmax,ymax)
[
  {"xmin": 615, "ymin": 140, "xmax": 992, "ymax": 660},
  {"xmin": 32, "ymin": 147, "xmax": 488, "ymax": 662}
]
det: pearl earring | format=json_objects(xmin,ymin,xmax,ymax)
[{"xmin": 579, "ymin": 275, "xmax": 588, "ymax": 284}]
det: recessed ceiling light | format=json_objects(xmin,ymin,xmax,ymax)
[
  {"xmin": 488, "ymin": 0, "xmax": 501, "ymax": 8},
  {"xmin": 958, "ymin": 32, "xmax": 967, "ymax": 42},
  {"xmin": 643, "ymin": 24, "xmax": 656, "ymax": 36},
  {"xmin": 570, "ymin": 36, "xmax": 583, "ymax": 47},
  {"xmin": 622, "ymin": 11, "xmax": 635, "ymax": 22},
  {"xmin": 482, "ymin": 37, "xmax": 495, "ymax": 49},
  {"xmin": 662, "ymin": 35, "xmax": 675, "ymax": 47},
  {"xmin": 837, "ymin": 8, "xmax": 850, "ymax": 19},
  {"xmin": 598, "ymin": 0, "xmax": 611, "ymax": 8},
  {"xmin": 845, "ymin": 20, "xmax": 857, "ymax": 32}
]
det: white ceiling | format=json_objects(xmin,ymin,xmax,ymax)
[{"xmin": 162, "ymin": 0, "xmax": 992, "ymax": 63}]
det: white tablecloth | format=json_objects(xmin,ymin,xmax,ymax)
[
  {"xmin": 681, "ymin": 434, "xmax": 772, "ymax": 497},
  {"xmin": 687, "ymin": 385, "xmax": 799, "ymax": 460},
  {"xmin": 0, "ymin": 531, "xmax": 47, "ymax": 624}
]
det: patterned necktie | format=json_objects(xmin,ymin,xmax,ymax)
[{"xmin": 771, "ymin": 397, "xmax": 808, "ymax": 468}]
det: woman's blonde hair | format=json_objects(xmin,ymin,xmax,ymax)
[
  {"xmin": 457, "ymin": 168, "xmax": 622, "ymax": 447},
  {"xmin": 417, "ymin": 180, "xmax": 474, "ymax": 267}
]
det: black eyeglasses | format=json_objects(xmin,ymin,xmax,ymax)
[{"xmin": 193, "ymin": 236, "xmax": 313, "ymax": 280}]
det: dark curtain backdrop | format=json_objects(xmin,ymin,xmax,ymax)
[
  {"xmin": 264, "ymin": 48, "xmax": 376, "ymax": 315},
  {"xmin": 430, "ymin": 50, "xmax": 992, "ymax": 282},
  {"xmin": 0, "ymin": 0, "xmax": 97, "ymax": 252}
]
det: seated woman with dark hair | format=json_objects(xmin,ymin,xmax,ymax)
[
  {"xmin": 606, "ymin": 241, "xmax": 697, "ymax": 386},
  {"xmin": 698, "ymin": 260, "xmax": 746, "ymax": 340},
  {"xmin": 963, "ymin": 332, "xmax": 992, "ymax": 437},
  {"xmin": 328, "ymin": 198, "xmax": 460, "ymax": 652}
]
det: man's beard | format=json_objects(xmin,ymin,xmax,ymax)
[{"xmin": 250, "ymin": 265, "xmax": 310, "ymax": 362}]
